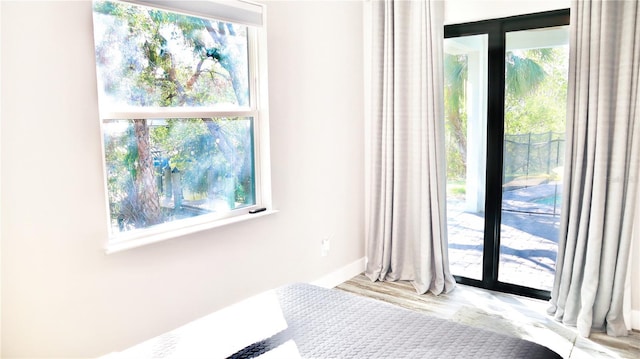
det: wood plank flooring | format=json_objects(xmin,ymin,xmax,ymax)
[{"xmin": 336, "ymin": 274, "xmax": 640, "ymax": 359}]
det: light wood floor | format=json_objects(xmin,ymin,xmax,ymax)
[{"xmin": 336, "ymin": 274, "xmax": 640, "ymax": 359}]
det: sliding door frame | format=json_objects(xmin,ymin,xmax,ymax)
[{"xmin": 445, "ymin": 9, "xmax": 570, "ymax": 300}]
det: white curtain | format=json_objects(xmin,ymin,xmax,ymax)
[
  {"xmin": 364, "ymin": 0, "xmax": 455, "ymax": 295},
  {"xmin": 548, "ymin": 0, "xmax": 640, "ymax": 337}
]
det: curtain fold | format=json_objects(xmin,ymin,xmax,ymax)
[
  {"xmin": 365, "ymin": 0, "xmax": 455, "ymax": 295},
  {"xmin": 548, "ymin": 0, "xmax": 640, "ymax": 337}
]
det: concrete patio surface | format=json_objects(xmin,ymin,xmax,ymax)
[{"xmin": 447, "ymin": 183, "xmax": 562, "ymax": 292}]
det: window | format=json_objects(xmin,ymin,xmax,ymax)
[{"xmin": 92, "ymin": 0, "xmax": 270, "ymax": 251}]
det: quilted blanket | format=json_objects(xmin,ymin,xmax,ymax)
[{"xmin": 103, "ymin": 283, "xmax": 562, "ymax": 358}]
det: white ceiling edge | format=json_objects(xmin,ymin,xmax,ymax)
[{"xmin": 444, "ymin": 0, "xmax": 571, "ymax": 25}]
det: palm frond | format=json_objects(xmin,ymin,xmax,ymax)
[{"xmin": 506, "ymin": 52, "xmax": 547, "ymax": 97}]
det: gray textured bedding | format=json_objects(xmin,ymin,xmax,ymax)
[{"xmin": 104, "ymin": 283, "xmax": 562, "ymax": 358}]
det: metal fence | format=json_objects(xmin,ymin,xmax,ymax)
[
  {"xmin": 503, "ymin": 131, "xmax": 564, "ymax": 216},
  {"xmin": 503, "ymin": 131, "xmax": 565, "ymax": 182}
]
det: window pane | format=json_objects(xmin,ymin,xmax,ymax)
[
  {"xmin": 103, "ymin": 117, "xmax": 255, "ymax": 234},
  {"xmin": 93, "ymin": 0, "xmax": 250, "ymax": 109},
  {"xmin": 499, "ymin": 26, "xmax": 569, "ymax": 291},
  {"xmin": 444, "ymin": 34, "xmax": 488, "ymax": 281}
]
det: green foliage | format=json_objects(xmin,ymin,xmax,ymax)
[
  {"xmin": 93, "ymin": 0, "xmax": 248, "ymax": 107},
  {"xmin": 444, "ymin": 45, "xmax": 569, "ymax": 186},
  {"xmin": 504, "ymin": 48, "xmax": 568, "ymax": 135},
  {"xmin": 444, "ymin": 54, "xmax": 468, "ymax": 181},
  {"xmin": 445, "ymin": 54, "xmax": 467, "ymax": 114},
  {"xmin": 505, "ymin": 51, "xmax": 546, "ymax": 98},
  {"xmin": 447, "ymin": 182, "xmax": 466, "ymax": 197}
]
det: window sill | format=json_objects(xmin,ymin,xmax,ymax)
[{"xmin": 105, "ymin": 209, "xmax": 278, "ymax": 254}]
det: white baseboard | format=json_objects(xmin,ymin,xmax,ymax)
[
  {"xmin": 632, "ymin": 309, "xmax": 640, "ymax": 331},
  {"xmin": 311, "ymin": 257, "xmax": 365, "ymax": 288}
]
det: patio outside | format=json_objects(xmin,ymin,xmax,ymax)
[
  {"xmin": 446, "ymin": 131, "xmax": 564, "ymax": 292},
  {"xmin": 447, "ymin": 179, "xmax": 562, "ymax": 292}
]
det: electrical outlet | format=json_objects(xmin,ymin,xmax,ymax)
[{"xmin": 321, "ymin": 236, "xmax": 331, "ymax": 257}]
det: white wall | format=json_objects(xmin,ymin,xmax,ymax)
[
  {"xmin": 0, "ymin": 1, "xmax": 364, "ymax": 357},
  {"xmin": 444, "ymin": 0, "xmax": 639, "ymax": 330},
  {"xmin": 444, "ymin": 0, "xmax": 570, "ymax": 25}
]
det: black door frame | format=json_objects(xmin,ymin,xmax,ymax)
[{"xmin": 445, "ymin": 9, "xmax": 570, "ymax": 300}]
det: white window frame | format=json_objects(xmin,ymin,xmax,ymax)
[{"xmin": 94, "ymin": 0, "xmax": 273, "ymax": 253}]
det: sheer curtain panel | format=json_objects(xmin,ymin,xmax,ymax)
[
  {"xmin": 548, "ymin": 0, "xmax": 640, "ymax": 337},
  {"xmin": 364, "ymin": 0, "xmax": 455, "ymax": 295}
]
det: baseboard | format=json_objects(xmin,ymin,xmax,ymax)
[
  {"xmin": 632, "ymin": 309, "xmax": 640, "ymax": 331},
  {"xmin": 311, "ymin": 257, "xmax": 365, "ymax": 288}
]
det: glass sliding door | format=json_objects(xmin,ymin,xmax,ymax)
[
  {"xmin": 499, "ymin": 26, "xmax": 569, "ymax": 291},
  {"xmin": 444, "ymin": 10, "xmax": 570, "ymax": 299},
  {"xmin": 444, "ymin": 35, "xmax": 488, "ymax": 281}
]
